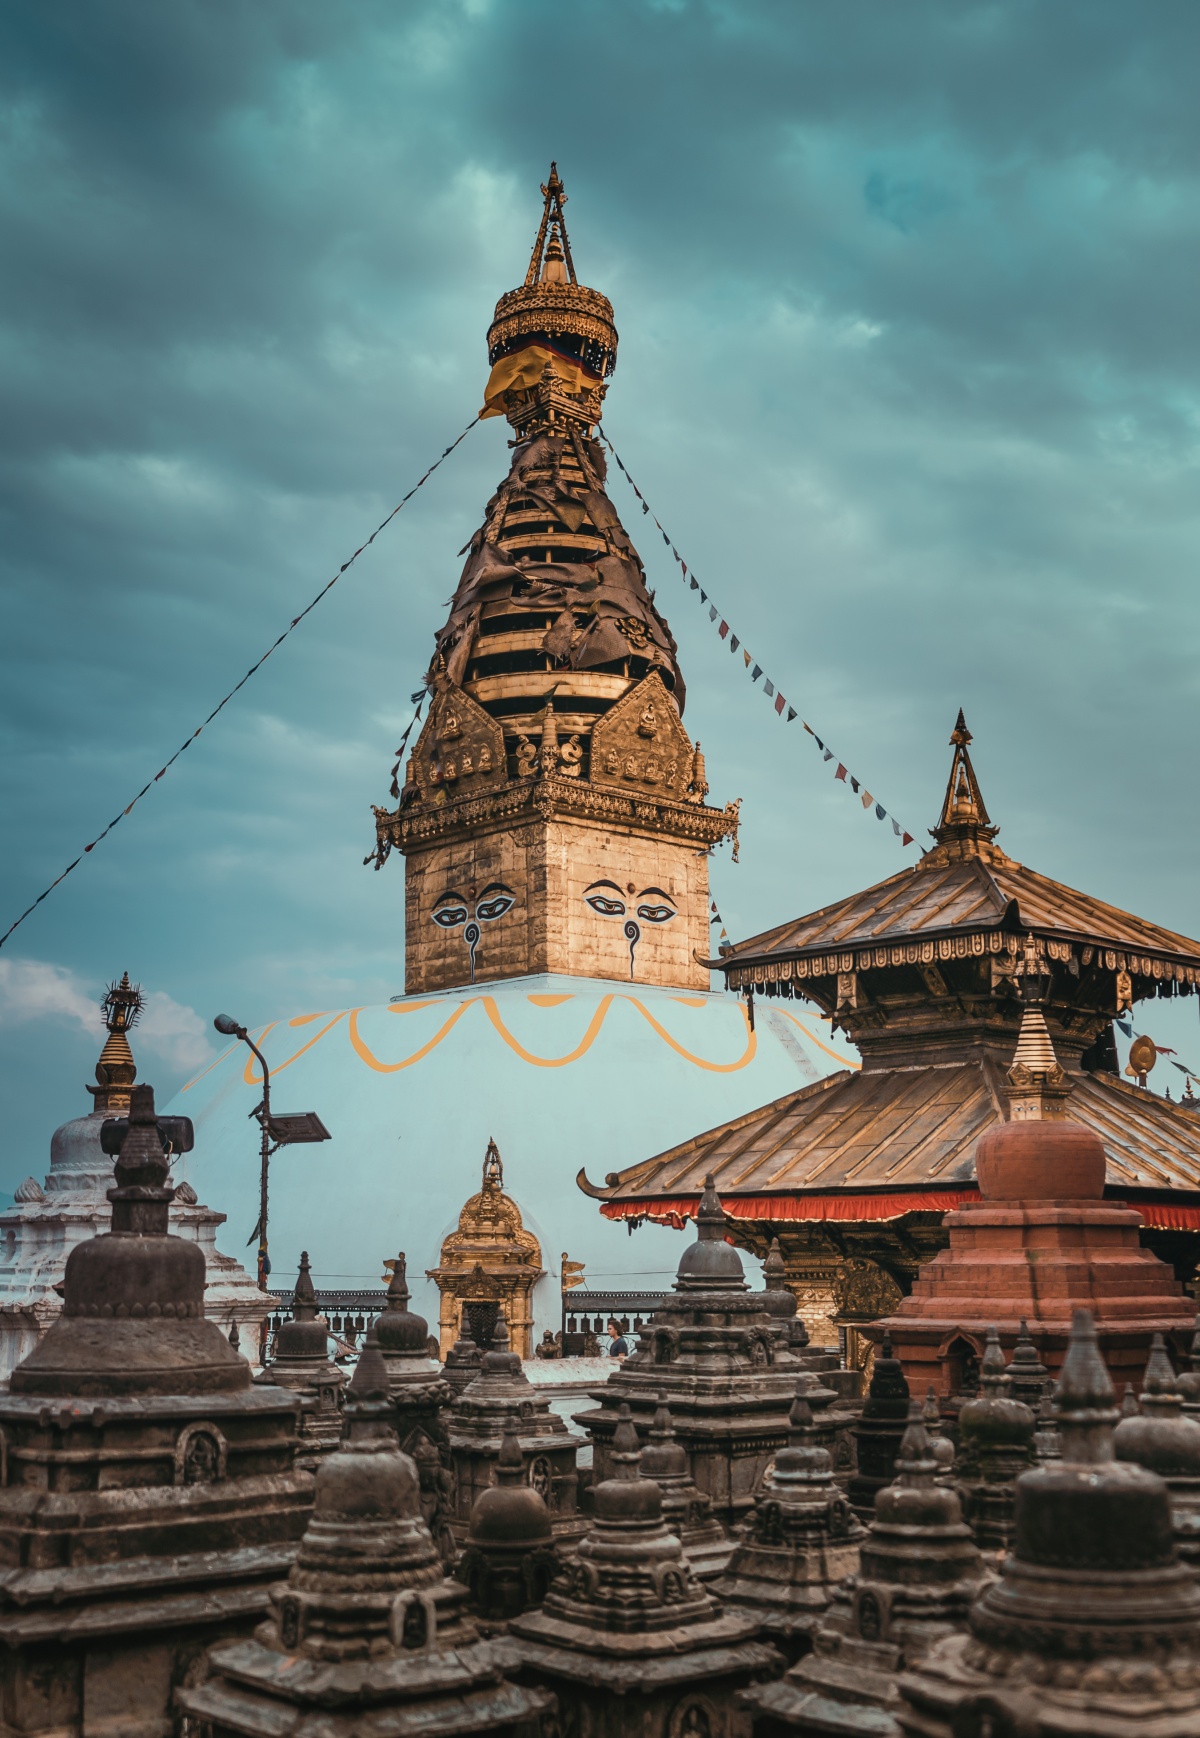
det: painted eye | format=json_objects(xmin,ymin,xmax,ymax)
[
  {"xmin": 586, "ymin": 894, "xmax": 626, "ymax": 917},
  {"xmin": 477, "ymin": 895, "xmax": 515, "ymax": 922},
  {"xmin": 636, "ymin": 904, "xmax": 676, "ymax": 924},
  {"xmin": 432, "ymin": 906, "xmax": 468, "ymax": 929}
]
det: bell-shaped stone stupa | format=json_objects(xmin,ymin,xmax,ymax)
[{"xmin": 896, "ymin": 1308, "xmax": 1200, "ymax": 1737}]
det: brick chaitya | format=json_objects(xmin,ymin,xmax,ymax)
[{"xmin": 872, "ymin": 1003, "xmax": 1195, "ymax": 1397}]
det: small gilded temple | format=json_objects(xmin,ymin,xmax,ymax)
[
  {"xmin": 172, "ymin": 168, "xmax": 842, "ymax": 1338},
  {"xmin": 583, "ymin": 714, "xmax": 1200, "ymax": 1353}
]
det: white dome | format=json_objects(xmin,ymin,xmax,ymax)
[{"xmin": 167, "ymin": 973, "xmax": 855, "ymax": 1336}]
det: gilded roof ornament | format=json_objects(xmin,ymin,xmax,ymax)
[{"xmin": 929, "ymin": 709, "xmax": 1001, "ymax": 860}]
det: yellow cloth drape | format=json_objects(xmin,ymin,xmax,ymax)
[{"xmin": 480, "ymin": 344, "xmax": 595, "ymax": 418}]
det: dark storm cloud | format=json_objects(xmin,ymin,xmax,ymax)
[{"xmin": 3, "ymin": 0, "xmax": 1200, "ymax": 1171}]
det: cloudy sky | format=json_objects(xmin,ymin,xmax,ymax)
[{"xmin": 3, "ymin": 1, "xmax": 1200, "ymax": 1186}]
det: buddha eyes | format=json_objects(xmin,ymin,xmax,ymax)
[
  {"xmin": 476, "ymin": 894, "xmax": 515, "ymax": 922},
  {"xmin": 583, "ymin": 884, "xmax": 677, "ymax": 924},
  {"xmin": 586, "ymin": 893, "xmax": 626, "ymax": 917},
  {"xmin": 431, "ymin": 886, "xmax": 515, "ymax": 930}
]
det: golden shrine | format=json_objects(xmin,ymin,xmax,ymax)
[
  {"xmin": 370, "ymin": 164, "xmax": 738, "ymax": 995},
  {"xmin": 583, "ymin": 714, "xmax": 1200, "ymax": 1359},
  {"xmin": 426, "ymin": 1140, "xmax": 544, "ymax": 1360}
]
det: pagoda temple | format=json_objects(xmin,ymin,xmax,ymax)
[
  {"xmin": 174, "ymin": 166, "xmax": 837, "ymax": 1339},
  {"xmin": 583, "ymin": 714, "xmax": 1200, "ymax": 1352}
]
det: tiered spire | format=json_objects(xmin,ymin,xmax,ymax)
[
  {"xmin": 929, "ymin": 710, "xmax": 1001, "ymax": 860},
  {"xmin": 87, "ymin": 971, "xmax": 142, "ymax": 1115}
]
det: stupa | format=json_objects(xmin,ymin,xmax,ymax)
[
  {"xmin": 870, "ymin": 1004, "xmax": 1196, "ymax": 1395},
  {"xmin": 0, "ymin": 1084, "xmax": 312, "ymax": 1738},
  {"xmin": 178, "ymin": 1333, "xmax": 552, "ymax": 1738},
  {"xmin": 1114, "ymin": 1333, "xmax": 1200, "ymax": 1576},
  {"xmin": 253, "ymin": 1250, "xmax": 345, "ymax": 1466},
  {"xmin": 951, "ymin": 1327, "xmax": 1036, "ymax": 1553},
  {"xmin": 741, "ymin": 1402, "xmax": 989, "ymax": 1736},
  {"xmin": 575, "ymin": 1176, "xmax": 802, "ymax": 1529},
  {"xmin": 506, "ymin": 1403, "xmax": 781, "ymax": 1737},
  {"xmin": 586, "ymin": 715, "xmax": 1200, "ymax": 1352},
  {"xmin": 172, "ymin": 166, "xmax": 838, "ymax": 1347},
  {"xmin": 456, "ymin": 1415, "xmax": 559, "ymax": 1627},
  {"xmin": 448, "ymin": 1314, "xmax": 586, "ymax": 1549},
  {"xmin": 638, "ymin": 1390, "xmax": 731, "ymax": 1580},
  {"xmin": 896, "ymin": 1309, "xmax": 1200, "ymax": 1737},
  {"xmin": 847, "ymin": 1335, "xmax": 911, "ymax": 1521},
  {"xmin": 714, "ymin": 1387, "xmax": 865, "ymax": 1662},
  {"xmin": 1178, "ymin": 1313, "xmax": 1200, "ymax": 1418},
  {"xmin": 0, "ymin": 974, "xmax": 266, "ymax": 1382}
]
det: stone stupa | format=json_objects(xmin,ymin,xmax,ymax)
[
  {"xmin": 576, "ymin": 1175, "xmax": 801, "ymax": 1530},
  {"xmin": 714, "ymin": 1385, "xmax": 865, "ymax": 1662},
  {"xmin": 179, "ymin": 1332, "xmax": 552, "ymax": 1737},
  {"xmin": 507, "ymin": 1402, "xmax": 781, "ymax": 1736},
  {"xmin": 896, "ymin": 1309, "xmax": 1200, "ymax": 1737},
  {"xmin": 0, "ymin": 1084, "xmax": 312, "ymax": 1737},
  {"xmin": 253, "ymin": 1250, "xmax": 345, "ymax": 1467}
]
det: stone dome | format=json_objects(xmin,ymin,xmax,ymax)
[
  {"xmin": 674, "ymin": 1174, "xmax": 746, "ymax": 1292},
  {"xmin": 374, "ymin": 1252, "xmax": 430, "ymax": 1355},
  {"xmin": 467, "ymin": 1420, "xmax": 552, "ymax": 1546}
]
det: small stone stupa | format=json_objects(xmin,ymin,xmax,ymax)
[
  {"xmin": 375, "ymin": 1251, "xmax": 455, "ymax": 1556},
  {"xmin": 0, "ymin": 974, "xmax": 266, "ymax": 1381},
  {"xmin": 638, "ymin": 1390, "xmax": 731, "ymax": 1580},
  {"xmin": 953, "ymin": 1326, "xmax": 1036, "ymax": 1554},
  {"xmin": 457, "ymin": 1415, "xmax": 559, "ymax": 1628},
  {"xmin": 179, "ymin": 1333, "xmax": 552, "ymax": 1737},
  {"xmin": 448, "ymin": 1314, "xmax": 586, "ymax": 1549},
  {"xmin": 743, "ymin": 1402, "xmax": 989, "ymax": 1734},
  {"xmin": 875, "ymin": 1003, "xmax": 1196, "ymax": 1395},
  {"xmin": 576, "ymin": 1176, "xmax": 800, "ymax": 1529},
  {"xmin": 443, "ymin": 1328, "xmax": 485, "ymax": 1395},
  {"xmin": 254, "ymin": 1251, "xmax": 344, "ymax": 1467},
  {"xmin": 714, "ymin": 1386, "xmax": 865, "ymax": 1662},
  {"xmin": 1114, "ymin": 1332, "xmax": 1200, "ymax": 1577},
  {"xmin": 847, "ymin": 1334, "xmax": 911, "ymax": 1521},
  {"xmin": 1006, "ymin": 1317, "xmax": 1050, "ymax": 1409},
  {"xmin": 1178, "ymin": 1314, "xmax": 1200, "ymax": 1419},
  {"xmin": 0, "ymin": 1084, "xmax": 312, "ymax": 1738},
  {"xmin": 507, "ymin": 1403, "xmax": 781, "ymax": 1736},
  {"xmin": 896, "ymin": 1309, "xmax": 1200, "ymax": 1737}
]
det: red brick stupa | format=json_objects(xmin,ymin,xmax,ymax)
[{"xmin": 873, "ymin": 1002, "xmax": 1195, "ymax": 1396}]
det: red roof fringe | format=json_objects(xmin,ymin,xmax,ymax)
[{"xmin": 599, "ymin": 1191, "xmax": 1200, "ymax": 1233}]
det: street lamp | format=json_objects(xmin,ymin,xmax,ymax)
[{"xmin": 212, "ymin": 1015, "xmax": 331, "ymax": 1319}]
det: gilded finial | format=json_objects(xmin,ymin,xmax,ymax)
[
  {"xmin": 88, "ymin": 971, "xmax": 143, "ymax": 1116},
  {"xmin": 929, "ymin": 711, "xmax": 1000, "ymax": 860}
]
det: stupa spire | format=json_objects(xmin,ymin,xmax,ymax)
[
  {"xmin": 87, "ymin": 971, "xmax": 142, "ymax": 1116},
  {"xmin": 1006, "ymin": 998, "xmax": 1071, "ymax": 1121},
  {"xmin": 372, "ymin": 168, "xmax": 737, "ymax": 996},
  {"xmin": 929, "ymin": 710, "xmax": 1000, "ymax": 859},
  {"xmin": 524, "ymin": 160, "xmax": 577, "ymax": 288}
]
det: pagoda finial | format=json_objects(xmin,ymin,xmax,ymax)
[
  {"xmin": 482, "ymin": 1138, "xmax": 503, "ymax": 1191},
  {"xmin": 88, "ymin": 971, "xmax": 143, "ymax": 1116},
  {"xmin": 930, "ymin": 710, "xmax": 999, "ymax": 858},
  {"xmin": 525, "ymin": 161, "xmax": 577, "ymax": 288}
]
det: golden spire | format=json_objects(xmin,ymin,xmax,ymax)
[
  {"xmin": 87, "ymin": 971, "xmax": 142, "ymax": 1116},
  {"xmin": 524, "ymin": 161, "xmax": 577, "ymax": 287},
  {"xmin": 929, "ymin": 710, "xmax": 1000, "ymax": 860},
  {"xmin": 1006, "ymin": 1000, "xmax": 1071, "ymax": 1122},
  {"xmin": 483, "ymin": 163, "xmax": 617, "ymax": 429}
]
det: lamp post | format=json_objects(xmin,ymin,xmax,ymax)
[{"xmin": 213, "ymin": 1014, "xmax": 331, "ymax": 1354}]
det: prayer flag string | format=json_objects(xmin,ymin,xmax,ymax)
[
  {"xmin": 0, "ymin": 415, "xmax": 481, "ymax": 951},
  {"xmin": 600, "ymin": 434, "xmax": 919, "ymax": 852}
]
